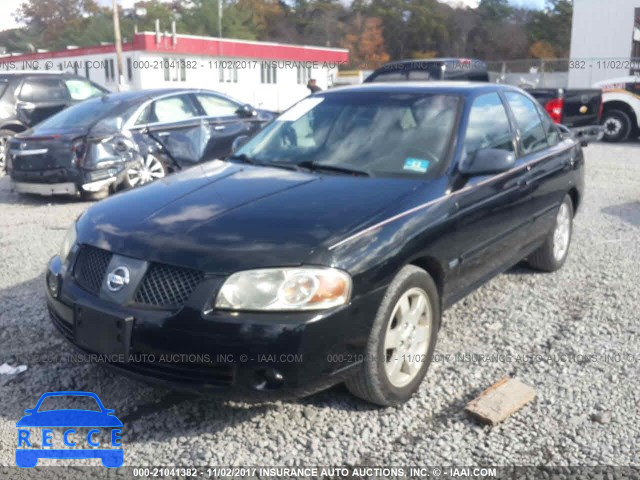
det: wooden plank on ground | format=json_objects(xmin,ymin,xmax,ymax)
[{"xmin": 465, "ymin": 377, "xmax": 536, "ymax": 425}]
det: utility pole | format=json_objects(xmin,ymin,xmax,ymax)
[{"xmin": 112, "ymin": 0, "xmax": 124, "ymax": 91}]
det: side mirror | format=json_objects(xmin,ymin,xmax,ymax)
[
  {"xmin": 231, "ymin": 135, "xmax": 250, "ymax": 153},
  {"xmin": 236, "ymin": 104, "xmax": 257, "ymax": 118},
  {"xmin": 460, "ymin": 148, "xmax": 515, "ymax": 176}
]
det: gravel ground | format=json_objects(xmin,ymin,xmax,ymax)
[{"xmin": 0, "ymin": 142, "xmax": 639, "ymax": 468}]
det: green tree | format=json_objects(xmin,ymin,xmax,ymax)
[{"xmin": 527, "ymin": 0, "xmax": 573, "ymax": 57}]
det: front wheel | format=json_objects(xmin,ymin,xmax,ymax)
[
  {"xmin": 345, "ymin": 265, "xmax": 440, "ymax": 406},
  {"xmin": 527, "ymin": 194, "xmax": 574, "ymax": 272},
  {"xmin": 602, "ymin": 109, "xmax": 632, "ymax": 142}
]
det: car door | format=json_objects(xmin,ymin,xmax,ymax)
[
  {"xmin": 141, "ymin": 93, "xmax": 209, "ymax": 169},
  {"xmin": 503, "ymin": 91, "xmax": 573, "ymax": 240},
  {"xmin": 192, "ymin": 92, "xmax": 262, "ymax": 159},
  {"xmin": 447, "ymin": 92, "xmax": 533, "ymax": 300},
  {"xmin": 16, "ymin": 76, "xmax": 71, "ymax": 126}
]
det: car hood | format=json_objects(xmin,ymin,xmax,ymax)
[
  {"xmin": 77, "ymin": 160, "xmax": 422, "ymax": 273},
  {"xmin": 16, "ymin": 410, "xmax": 123, "ymax": 427}
]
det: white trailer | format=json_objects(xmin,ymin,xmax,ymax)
[{"xmin": 569, "ymin": 0, "xmax": 640, "ymax": 141}]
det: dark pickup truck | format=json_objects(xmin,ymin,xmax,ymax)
[{"xmin": 526, "ymin": 88, "xmax": 604, "ymax": 146}]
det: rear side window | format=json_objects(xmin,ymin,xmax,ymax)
[
  {"xmin": 504, "ymin": 92, "xmax": 549, "ymax": 155},
  {"xmin": 537, "ymin": 104, "xmax": 560, "ymax": 147},
  {"xmin": 462, "ymin": 92, "xmax": 514, "ymax": 169},
  {"xmin": 64, "ymin": 79, "xmax": 104, "ymax": 100},
  {"xmin": 19, "ymin": 77, "xmax": 68, "ymax": 103},
  {"xmin": 0, "ymin": 78, "xmax": 8, "ymax": 98}
]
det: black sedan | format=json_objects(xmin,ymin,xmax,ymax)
[
  {"xmin": 7, "ymin": 88, "xmax": 274, "ymax": 199},
  {"xmin": 45, "ymin": 83, "xmax": 584, "ymax": 405}
]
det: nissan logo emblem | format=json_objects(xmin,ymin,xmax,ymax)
[{"xmin": 107, "ymin": 266, "xmax": 130, "ymax": 292}]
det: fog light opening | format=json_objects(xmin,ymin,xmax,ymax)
[
  {"xmin": 47, "ymin": 272, "xmax": 60, "ymax": 298},
  {"xmin": 252, "ymin": 368, "xmax": 285, "ymax": 391}
]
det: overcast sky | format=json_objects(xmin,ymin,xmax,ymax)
[{"xmin": 1, "ymin": 0, "xmax": 549, "ymax": 33}]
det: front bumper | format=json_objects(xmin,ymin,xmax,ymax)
[
  {"xmin": 570, "ymin": 124, "xmax": 604, "ymax": 146},
  {"xmin": 46, "ymin": 255, "xmax": 383, "ymax": 399}
]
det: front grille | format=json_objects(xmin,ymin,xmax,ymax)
[
  {"xmin": 135, "ymin": 263, "xmax": 203, "ymax": 307},
  {"xmin": 74, "ymin": 245, "xmax": 112, "ymax": 294}
]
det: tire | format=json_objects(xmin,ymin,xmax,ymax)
[
  {"xmin": 123, "ymin": 154, "xmax": 167, "ymax": 189},
  {"xmin": 602, "ymin": 109, "xmax": 632, "ymax": 143},
  {"xmin": 527, "ymin": 194, "xmax": 574, "ymax": 272},
  {"xmin": 0, "ymin": 129, "xmax": 16, "ymax": 176},
  {"xmin": 345, "ymin": 265, "xmax": 440, "ymax": 406}
]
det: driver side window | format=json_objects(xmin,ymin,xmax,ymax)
[{"xmin": 463, "ymin": 93, "xmax": 514, "ymax": 169}]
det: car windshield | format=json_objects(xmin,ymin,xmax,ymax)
[
  {"xmin": 37, "ymin": 395, "xmax": 101, "ymax": 412},
  {"xmin": 36, "ymin": 97, "xmax": 125, "ymax": 130},
  {"xmin": 234, "ymin": 92, "xmax": 460, "ymax": 178}
]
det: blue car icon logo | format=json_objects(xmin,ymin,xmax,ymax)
[{"xmin": 16, "ymin": 391, "xmax": 123, "ymax": 468}]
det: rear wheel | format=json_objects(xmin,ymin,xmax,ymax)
[
  {"xmin": 602, "ymin": 109, "xmax": 632, "ymax": 142},
  {"xmin": 527, "ymin": 194, "xmax": 574, "ymax": 272},
  {"xmin": 124, "ymin": 154, "xmax": 167, "ymax": 188},
  {"xmin": 345, "ymin": 265, "xmax": 440, "ymax": 406},
  {"xmin": 0, "ymin": 129, "xmax": 16, "ymax": 175}
]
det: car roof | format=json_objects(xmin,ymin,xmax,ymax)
[
  {"xmin": 321, "ymin": 82, "xmax": 518, "ymax": 96},
  {"xmin": 96, "ymin": 88, "xmax": 236, "ymax": 104}
]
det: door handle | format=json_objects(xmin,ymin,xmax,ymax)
[
  {"xmin": 214, "ymin": 125, "xmax": 226, "ymax": 131},
  {"xmin": 156, "ymin": 132, "xmax": 170, "ymax": 137}
]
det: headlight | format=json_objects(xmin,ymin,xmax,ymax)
[
  {"xmin": 59, "ymin": 223, "xmax": 77, "ymax": 264},
  {"xmin": 215, "ymin": 267, "xmax": 352, "ymax": 311}
]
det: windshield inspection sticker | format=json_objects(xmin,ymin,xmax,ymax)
[
  {"xmin": 278, "ymin": 97, "xmax": 325, "ymax": 122},
  {"xmin": 403, "ymin": 158, "xmax": 430, "ymax": 173},
  {"xmin": 15, "ymin": 391, "xmax": 123, "ymax": 468}
]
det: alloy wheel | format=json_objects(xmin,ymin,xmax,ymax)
[
  {"xmin": 553, "ymin": 202, "xmax": 571, "ymax": 261},
  {"xmin": 604, "ymin": 117, "xmax": 622, "ymax": 137},
  {"xmin": 126, "ymin": 154, "xmax": 166, "ymax": 187},
  {"xmin": 383, "ymin": 287, "xmax": 432, "ymax": 388}
]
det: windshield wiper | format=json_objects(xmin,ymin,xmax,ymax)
[
  {"xmin": 300, "ymin": 162, "xmax": 371, "ymax": 177},
  {"xmin": 227, "ymin": 153, "xmax": 257, "ymax": 165},
  {"xmin": 228, "ymin": 155, "xmax": 309, "ymax": 172}
]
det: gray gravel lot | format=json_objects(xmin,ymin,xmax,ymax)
[{"xmin": 0, "ymin": 142, "xmax": 639, "ymax": 468}]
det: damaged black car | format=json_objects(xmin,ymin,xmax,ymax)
[{"xmin": 7, "ymin": 88, "xmax": 275, "ymax": 199}]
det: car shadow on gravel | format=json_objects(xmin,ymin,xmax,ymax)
[{"xmin": 601, "ymin": 202, "xmax": 640, "ymax": 228}]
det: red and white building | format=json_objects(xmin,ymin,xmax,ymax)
[{"xmin": 0, "ymin": 32, "xmax": 349, "ymax": 111}]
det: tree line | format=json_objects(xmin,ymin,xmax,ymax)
[{"xmin": 0, "ymin": 0, "xmax": 572, "ymax": 69}]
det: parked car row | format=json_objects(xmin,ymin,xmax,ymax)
[
  {"xmin": 0, "ymin": 60, "xmax": 621, "ymax": 203},
  {"xmin": 2, "ymin": 72, "xmax": 275, "ymax": 199}
]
